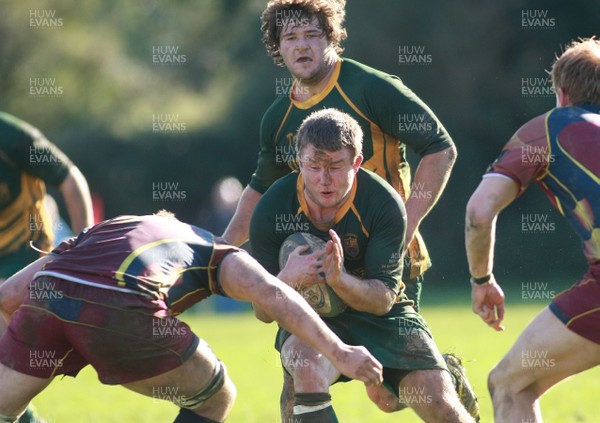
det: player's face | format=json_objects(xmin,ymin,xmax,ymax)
[
  {"xmin": 279, "ymin": 17, "xmax": 336, "ymax": 83},
  {"xmin": 298, "ymin": 145, "xmax": 363, "ymax": 212}
]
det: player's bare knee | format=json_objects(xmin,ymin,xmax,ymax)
[
  {"xmin": 366, "ymin": 385, "xmax": 401, "ymax": 413},
  {"xmin": 373, "ymin": 399, "xmax": 402, "ymax": 413},
  {"xmin": 488, "ymin": 360, "xmax": 512, "ymax": 397},
  {"xmin": 176, "ymin": 359, "xmax": 233, "ymax": 411},
  {"xmin": 288, "ymin": 363, "xmax": 327, "ymax": 389}
]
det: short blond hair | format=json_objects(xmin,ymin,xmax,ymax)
[{"xmin": 551, "ymin": 37, "xmax": 600, "ymax": 106}]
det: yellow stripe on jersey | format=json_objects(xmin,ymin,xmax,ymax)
[
  {"xmin": 349, "ymin": 204, "xmax": 369, "ymax": 238},
  {"xmin": 566, "ymin": 307, "xmax": 600, "ymax": 328},
  {"xmin": 295, "ymin": 173, "xmax": 358, "ymax": 229},
  {"xmin": 333, "ymin": 177, "xmax": 357, "ymax": 225},
  {"xmin": 291, "ymin": 61, "xmax": 342, "ymax": 110},
  {"xmin": 556, "ymin": 137, "xmax": 600, "ymax": 185},
  {"xmin": 0, "ymin": 173, "xmax": 52, "ymax": 254},
  {"xmin": 114, "ymin": 239, "xmax": 188, "ymax": 286},
  {"xmin": 335, "ymin": 82, "xmax": 407, "ymax": 200},
  {"xmin": 535, "ymin": 113, "xmax": 554, "ymax": 181},
  {"xmin": 274, "ymin": 102, "xmax": 295, "ymax": 147},
  {"xmin": 543, "ymin": 171, "xmax": 578, "ymax": 215},
  {"xmin": 168, "ymin": 286, "xmax": 210, "ymax": 313}
]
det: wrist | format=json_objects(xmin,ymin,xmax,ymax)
[
  {"xmin": 470, "ymin": 273, "xmax": 493, "ymax": 287},
  {"xmin": 277, "ymin": 270, "xmax": 294, "ymax": 287}
]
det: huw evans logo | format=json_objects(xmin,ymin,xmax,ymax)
[
  {"xmin": 152, "ymin": 182, "xmax": 187, "ymax": 202},
  {"xmin": 521, "ymin": 10, "xmax": 556, "ymax": 29},
  {"xmin": 275, "ymin": 9, "xmax": 310, "ymax": 27},
  {"xmin": 29, "ymin": 78, "xmax": 63, "ymax": 97},
  {"xmin": 398, "ymin": 113, "xmax": 433, "ymax": 134},
  {"xmin": 521, "ymin": 77, "xmax": 555, "ymax": 97},
  {"xmin": 398, "ymin": 45, "xmax": 432, "ymax": 65},
  {"xmin": 152, "ymin": 114, "xmax": 187, "ymax": 133},
  {"xmin": 30, "ymin": 10, "xmax": 63, "ymax": 28},
  {"xmin": 152, "ymin": 45, "xmax": 187, "ymax": 65}
]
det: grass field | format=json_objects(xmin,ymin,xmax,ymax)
[{"xmin": 31, "ymin": 294, "xmax": 600, "ymax": 422}]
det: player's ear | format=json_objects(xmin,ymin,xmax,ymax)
[
  {"xmin": 352, "ymin": 154, "xmax": 363, "ymax": 172},
  {"xmin": 555, "ymin": 87, "xmax": 571, "ymax": 107}
]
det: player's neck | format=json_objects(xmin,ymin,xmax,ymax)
[
  {"xmin": 292, "ymin": 55, "xmax": 338, "ymax": 102},
  {"xmin": 303, "ymin": 199, "xmax": 337, "ymax": 232}
]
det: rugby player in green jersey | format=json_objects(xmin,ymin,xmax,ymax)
[
  {"xmin": 0, "ymin": 111, "xmax": 93, "ymax": 423},
  {"xmin": 223, "ymin": 0, "xmax": 455, "ymax": 309},
  {"xmin": 250, "ymin": 109, "xmax": 475, "ymax": 422},
  {"xmin": 0, "ymin": 112, "xmax": 93, "ymax": 284},
  {"xmin": 221, "ymin": 0, "xmax": 477, "ymax": 420}
]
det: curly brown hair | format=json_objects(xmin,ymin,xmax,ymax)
[{"xmin": 261, "ymin": 0, "xmax": 347, "ymax": 67}]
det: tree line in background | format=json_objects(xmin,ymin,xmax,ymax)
[{"xmin": 1, "ymin": 0, "xmax": 598, "ymax": 288}]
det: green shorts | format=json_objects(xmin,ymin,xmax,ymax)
[
  {"xmin": 403, "ymin": 274, "xmax": 424, "ymax": 312},
  {"xmin": 275, "ymin": 304, "xmax": 448, "ymax": 395}
]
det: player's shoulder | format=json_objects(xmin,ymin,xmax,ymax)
[
  {"xmin": 269, "ymin": 170, "xmax": 299, "ymax": 190},
  {"xmin": 513, "ymin": 110, "xmax": 553, "ymax": 142},
  {"xmin": 339, "ymin": 58, "xmax": 415, "ymax": 112},
  {"xmin": 547, "ymin": 104, "xmax": 600, "ymax": 123},
  {"xmin": 340, "ymin": 58, "xmax": 405, "ymax": 89},
  {"xmin": 341, "ymin": 58, "xmax": 389, "ymax": 79}
]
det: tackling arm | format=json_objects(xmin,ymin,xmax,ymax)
[{"xmin": 218, "ymin": 250, "xmax": 383, "ymax": 385}]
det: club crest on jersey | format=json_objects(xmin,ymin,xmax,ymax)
[{"xmin": 342, "ymin": 234, "xmax": 360, "ymax": 259}]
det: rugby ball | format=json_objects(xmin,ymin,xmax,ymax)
[{"xmin": 278, "ymin": 232, "xmax": 347, "ymax": 317}]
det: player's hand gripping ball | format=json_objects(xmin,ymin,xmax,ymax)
[{"xmin": 278, "ymin": 232, "xmax": 347, "ymax": 317}]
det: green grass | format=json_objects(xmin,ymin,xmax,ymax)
[{"xmin": 31, "ymin": 298, "xmax": 600, "ymax": 422}]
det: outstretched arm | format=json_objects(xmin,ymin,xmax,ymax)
[
  {"xmin": 219, "ymin": 250, "xmax": 383, "ymax": 385},
  {"xmin": 253, "ymin": 244, "xmax": 321, "ymax": 324},
  {"xmin": 465, "ymin": 176, "xmax": 518, "ymax": 331}
]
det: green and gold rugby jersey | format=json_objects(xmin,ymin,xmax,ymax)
[
  {"xmin": 250, "ymin": 168, "xmax": 411, "ymax": 315},
  {"xmin": 249, "ymin": 58, "xmax": 453, "ymax": 278},
  {"xmin": 0, "ymin": 112, "xmax": 71, "ymax": 258}
]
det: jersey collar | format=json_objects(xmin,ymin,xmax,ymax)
[
  {"xmin": 296, "ymin": 171, "xmax": 357, "ymax": 226},
  {"xmin": 290, "ymin": 60, "xmax": 342, "ymax": 110}
]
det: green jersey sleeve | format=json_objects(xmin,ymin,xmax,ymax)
[
  {"xmin": 362, "ymin": 187, "xmax": 406, "ymax": 294},
  {"xmin": 249, "ymin": 98, "xmax": 294, "ymax": 194}
]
